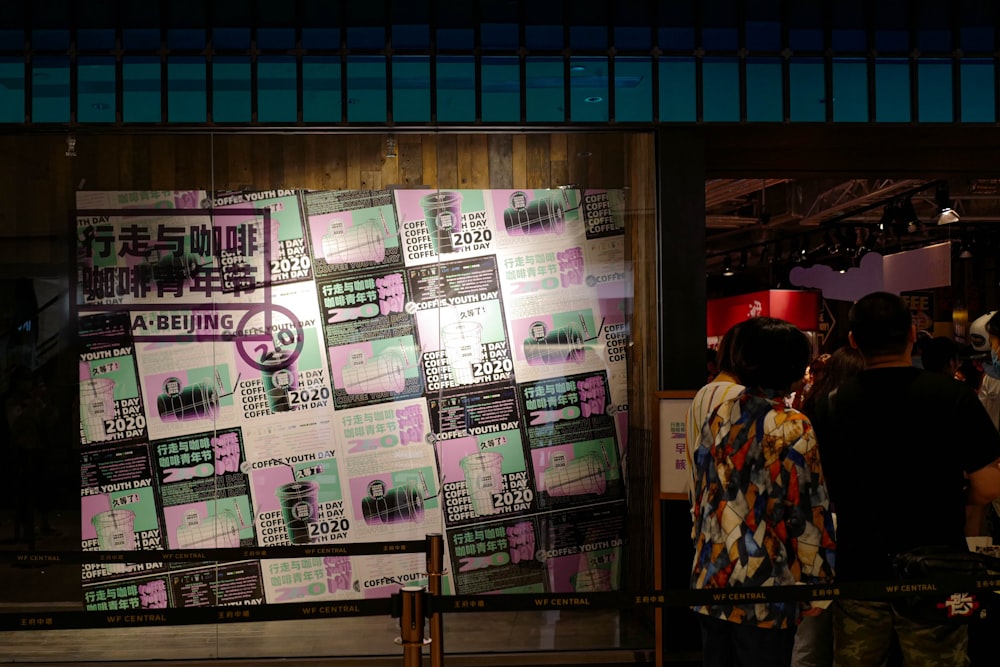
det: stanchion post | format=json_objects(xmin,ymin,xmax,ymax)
[
  {"xmin": 427, "ymin": 533, "xmax": 445, "ymax": 667},
  {"xmin": 398, "ymin": 585, "xmax": 426, "ymax": 667}
]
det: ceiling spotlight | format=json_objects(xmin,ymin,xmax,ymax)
[
  {"xmin": 935, "ymin": 183, "xmax": 960, "ymax": 224},
  {"xmin": 958, "ymin": 236, "xmax": 974, "ymax": 259},
  {"xmin": 895, "ymin": 197, "xmax": 919, "ymax": 233},
  {"xmin": 722, "ymin": 256, "xmax": 735, "ymax": 277}
]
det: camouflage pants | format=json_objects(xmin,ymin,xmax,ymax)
[{"xmin": 832, "ymin": 600, "xmax": 968, "ymax": 667}]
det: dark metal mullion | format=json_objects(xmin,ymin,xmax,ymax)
[
  {"xmin": 518, "ymin": 1, "xmax": 526, "ymax": 124},
  {"xmin": 606, "ymin": 19, "xmax": 615, "ymax": 124},
  {"xmin": 114, "ymin": 25, "xmax": 123, "ymax": 124},
  {"xmin": 474, "ymin": 3, "xmax": 482, "ymax": 123},
  {"xmin": 294, "ymin": 3, "xmax": 303, "ymax": 125},
  {"xmin": 69, "ymin": 2, "xmax": 78, "ymax": 126},
  {"xmin": 823, "ymin": 1, "xmax": 833, "ymax": 123},
  {"xmin": 650, "ymin": 1, "xmax": 660, "ymax": 123},
  {"xmin": 995, "ymin": 7, "xmax": 1000, "ymax": 125},
  {"xmin": 204, "ymin": 1, "xmax": 213, "ymax": 125},
  {"xmin": 159, "ymin": 3, "xmax": 168, "ymax": 124},
  {"xmin": 428, "ymin": 0, "xmax": 438, "ymax": 124},
  {"xmin": 250, "ymin": 2, "xmax": 258, "ymax": 124},
  {"xmin": 950, "ymin": 0, "xmax": 961, "ymax": 123},
  {"xmin": 340, "ymin": 2, "xmax": 348, "ymax": 125},
  {"xmin": 694, "ymin": 0, "xmax": 704, "ymax": 122},
  {"xmin": 24, "ymin": 31, "xmax": 32, "ymax": 125},
  {"xmin": 908, "ymin": 2, "xmax": 918, "ymax": 124}
]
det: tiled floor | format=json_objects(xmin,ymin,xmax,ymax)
[{"xmin": 0, "ymin": 509, "xmax": 661, "ymax": 666}]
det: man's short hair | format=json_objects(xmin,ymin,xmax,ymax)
[
  {"xmin": 731, "ymin": 317, "xmax": 810, "ymax": 392},
  {"xmin": 922, "ymin": 336, "xmax": 958, "ymax": 374},
  {"xmin": 849, "ymin": 292, "xmax": 913, "ymax": 357}
]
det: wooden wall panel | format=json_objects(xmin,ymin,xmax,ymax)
[
  {"xmin": 525, "ymin": 134, "xmax": 550, "ymax": 188},
  {"xmin": 511, "ymin": 134, "xmax": 527, "ymax": 187},
  {"xmin": 487, "ymin": 134, "xmax": 513, "ymax": 189}
]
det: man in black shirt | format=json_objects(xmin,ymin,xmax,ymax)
[{"xmin": 811, "ymin": 292, "xmax": 1000, "ymax": 667}]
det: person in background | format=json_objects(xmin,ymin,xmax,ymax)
[
  {"xmin": 689, "ymin": 317, "xmax": 836, "ymax": 667},
  {"xmin": 792, "ymin": 346, "xmax": 864, "ymax": 667},
  {"xmin": 970, "ymin": 311, "xmax": 1000, "ymax": 430},
  {"xmin": 792, "ymin": 354, "xmax": 831, "ymax": 410},
  {"xmin": 917, "ymin": 336, "xmax": 960, "ymax": 378},
  {"xmin": 811, "ymin": 292, "xmax": 1000, "ymax": 667}
]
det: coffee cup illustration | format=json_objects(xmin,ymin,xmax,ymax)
[
  {"xmin": 156, "ymin": 378, "xmax": 219, "ymax": 422},
  {"xmin": 573, "ymin": 568, "xmax": 612, "ymax": 592},
  {"xmin": 460, "ymin": 452, "xmax": 504, "ymax": 517},
  {"xmin": 176, "ymin": 509, "xmax": 241, "ymax": 549},
  {"xmin": 342, "ymin": 351, "xmax": 406, "ymax": 395},
  {"xmin": 322, "ymin": 218, "xmax": 386, "ymax": 266},
  {"xmin": 523, "ymin": 322, "xmax": 585, "ymax": 366},
  {"xmin": 541, "ymin": 452, "xmax": 606, "ymax": 497},
  {"xmin": 275, "ymin": 481, "xmax": 319, "ymax": 544},
  {"xmin": 361, "ymin": 482, "xmax": 425, "ymax": 525},
  {"xmin": 261, "ymin": 351, "xmax": 297, "ymax": 412},
  {"xmin": 80, "ymin": 378, "xmax": 116, "ymax": 443},
  {"xmin": 92, "ymin": 509, "xmax": 136, "ymax": 574},
  {"xmin": 419, "ymin": 191, "xmax": 463, "ymax": 253},
  {"xmin": 442, "ymin": 321, "xmax": 484, "ymax": 385},
  {"xmin": 503, "ymin": 195, "xmax": 565, "ymax": 236}
]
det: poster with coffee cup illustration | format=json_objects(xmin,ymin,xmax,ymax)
[
  {"xmin": 79, "ymin": 312, "xmax": 147, "ymax": 446},
  {"xmin": 150, "ymin": 427, "xmax": 255, "ymax": 550},
  {"xmin": 230, "ymin": 281, "xmax": 333, "ymax": 420},
  {"xmin": 505, "ymin": 303, "xmax": 606, "ymax": 384},
  {"xmin": 327, "ymin": 333, "xmax": 423, "ymax": 409},
  {"xmin": 535, "ymin": 501, "xmax": 627, "ymax": 593},
  {"xmin": 317, "ymin": 268, "xmax": 415, "ymax": 351},
  {"xmin": 406, "ymin": 256, "xmax": 514, "ymax": 393},
  {"xmin": 305, "ymin": 193, "xmax": 403, "ymax": 278},
  {"xmin": 262, "ymin": 555, "xmax": 363, "ymax": 604},
  {"xmin": 245, "ymin": 439, "xmax": 347, "ymax": 547},
  {"xmin": 81, "ymin": 442, "xmax": 165, "ymax": 581},
  {"xmin": 211, "ymin": 189, "xmax": 312, "ymax": 286},
  {"xmin": 580, "ymin": 189, "xmax": 626, "ymax": 240},
  {"xmin": 446, "ymin": 516, "xmax": 546, "ymax": 594},
  {"xmin": 336, "ymin": 398, "xmax": 443, "ymax": 539},
  {"xmin": 486, "ymin": 188, "xmax": 586, "ymax": 251},
  {"xmin": 83, "ymin": 573, "xmax": 173, "ymax": 611},
  {"xmin": 393, "ymin": 189, "xmax": 495, "ymax": 266},
  {"xmin": 518, "ymin": 371, "xmax": 624, "ymax": 511},
  {"xmin": 169, "ymin": 561, "xmax": 265, "ymax": 607}
]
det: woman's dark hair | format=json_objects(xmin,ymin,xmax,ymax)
[
  {"xmin": 715, "ymin": 320, "xmax": 746, "ymax": 377},
  {"xmin": 849, "ymin": 292, "xmax": 912, "ymax": 357},
  {"xmin": 800, "ymin": 346, "xmax": 865, "ymax": 417},
  {"xmin": 731, "ymin": 317, "xmax": 811, "ymax": 392}
]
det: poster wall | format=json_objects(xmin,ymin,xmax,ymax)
[{"xmin": 75, "ymin": 187, "xmax": 631, "ymax": 604}]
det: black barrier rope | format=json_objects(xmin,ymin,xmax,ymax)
[
  {"xmin": 5, "ymin": 575, "xmax": 1000, "ymax": 632},
  {"xmin": 0, "ymin": 540, "xmax": 427, "ymax": 565}
]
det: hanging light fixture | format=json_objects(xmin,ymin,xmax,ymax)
[
  {"xmin": 896, "ymin": 197, "xmax": 920, "ymax": 233},
  {"xmin": 934, "ymin": 182, "xmax": 960, "ymax": 225},
  {"xmin": 722, "ymin": 256, "xmax": 735, "ymax": 277}
]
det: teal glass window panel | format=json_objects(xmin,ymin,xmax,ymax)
[
  {"xmin": 302, "ymin": 29, "xmax": 340, "ymax": 49},
  {"xmin": 614, "ymin": 57, "xmax": 652, "ymax": 122},
  {"xmin": 167, "ymin": 56, "xmax": 207, "ymax": 123},
  {"xmin": 0, "ymin": 59, "xmax": 25, "ymax": 123},
  {"xmin": 745, "ymin": 21, "xmax": 781, "ymax": 52},
  {"xmin": 77, "ymin": 56, "xmax": 115, "ymax": 123},
  {"xmin": 481, "ymin": 56, "xmax": 520, "ymax": 122},
  {"xmin": 347, "ymin": 27, "xmax": 384, "ymax": 50},
  {"xmin": 437, "ymin": 29, "xmax": 473, "ymax": 50},
  {"xmin": 258, "ymin": 28, "xmax": 296, "ymax": 50},
  {"xmin": 658, "ymin": 57, "xmax": 696, "ymax": 121},
  {"xmin": 746, "ymin": 58, "xmax": 783, "ymax": 121},
  {"xmin": 122, "ymin": 57, "xmax": 161, "ymax": 122},
  {"xmin": 302, "ymin": 56, "xmax": 342, "ymax": 122},
  {"xmin": 168, "ymin": 29, "xmax": 206, "ymax": 50},
  {"xmin": 213, "ymin": 57, "xmax": 250, "ymax": 122},
  {"xmin": 570, "ymin": 26, "xmax": 607, "ymax": 50},
  {"xmin": 570, "ymin": 56, "xmax": 608, "ymax": 122},
  {"xmin": 213, "ymin": 28, "xmax": 250, "ymax": 50},
  {"xmin": 789, "ymin": 29, "xmax": 823, "ymax": 52},
  {"xmin": 917, "ymin": 29, "xmax": 951, "ymax": 53},
  {"xmin": 960, "ymin": 60, "xmax": 995, "ymax": 122},
  {"xmin": 614, "ymin": 27, "xmax": 651, "ymax": 51},
  {"xmin": 347, "ymin": 55, "xmax": 387, "ymax": 122},
  {"xmin": 874, "ymin": 30, "xmax": 908, "ymax": 53},
  {"xmin": 702, "ymin": 58, "xmax": 739, "ymax": 122},
  {"xmin": 526, "ymin": 25, "xmax": 563, "ymax": 50},
  {"xmin": 31, "ymin": 56, "xmax": 70, "ymax": 123},
  {"xmin": 789, "ymin": 58, "xmax": 826, "ymax": 122},
  {"xmin": 832, "ymin": 58, "xmax": 868, "ymax": 122},
  {"xmin": 525, "ymin": 57, "xmax": 564, "ymax": 122},
  {"xmin": 702, "ymin": 28, "xmax": 738, "ymax": 51},
  {"xmin": 482, "ymin": 23, "xmax": 518, "ymax": 51},
  {"xmin": 32, "ymin": 30, "xmax": 70, "ymax": 51},
  {"xmin": 0, "ymin": 31, "xmax": 24, "ymax": 52},
  {"xmin": 123, "ymin": 29, "xmax": 160, "ymax": 51},
  {"xmin": 658, "ymin": 28, "xmax": 695, "ymax": 51},
  {"xmin": 436, "ymin": 55, "xmax": 475, "ymax": 122},
  {"xmin": 916, "ymin": 60, "xmax": 952, "ymax": 122},
  {"xmin": 78, "ymin": 29, "xmax": 115, "ymax": 51},
  {"xmin": 392, "ymin": 56, "xmax": 430, "ymax": 122},
  {"xmin": 831, "ymin": 29, "xmax": 866, "ymax": 52},
  {"xmin": 960, "ymin": 26, "xmax": 994, "ymax": 53},
  {"xmin": 393, "ymin": 25, "xmax": 430, "ymax": 50},
  {"xmin": 257, "ymin": 56, "xmax": 297, "ymax": 122},
  {"xmin": 874, "ymin": 59, "xmax": 910, "ymax": 122}
]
